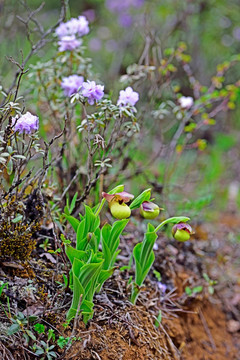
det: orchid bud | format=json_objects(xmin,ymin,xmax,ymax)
[
  {"xmin": 109, "ymin": 201, "xmax": 131, "ymax": 219},
  {"xmin": 140, "ymin": 201, "xmax": 160, "ymax": 219},
  {"xmin": 172, "ymin": 222, "xmax": 193, "ymax": 242}
]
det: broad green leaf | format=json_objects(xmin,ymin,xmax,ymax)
[
  {"xmin": 83, "ymin": 205, "xmax": 96, "ymax": 238},
  {"xmin": 88, "ymin": 233, "xmax": 98, "ymax": 253},
  {"xmin": 133, "ymin": 243, "xmax": 143, "ymax": 285},
  {"xmin": 108, "ymin": 219, "xmax": 128, "ymax": 251},
  {"xmin": 140, "ymin": 231, "xmax": 157, "ymax": 270},
  {"xmin": 79, "ymin": 262, "xmax": 103, "ymax": 291},
  {"xmin": 65, "ymin": 245, "xmax": 86, "ymax": 265},
  {"xmin": 102, "ymin": 239, "xmax": 112, "ymax": 270},
  {"xmin": 82, "ymin": 300, "xmax": 94, "ymax": 324},
  {"xmin": 97, "ymin": 268, "xmax": 115, "ymax": 289},
  {"xmin": 85, "ymin": 263, "xmax": 103, "ymax": 301},
  {"xmin": 72, "ymin": 258, "xmax": 84, "ymax": 279},
  {"xmin": 140, "ymin": 251, "xmax": 155, "ymax": 284},
  {"xmin": 93, "ymin": 216, "xmax": 100, "ymax": 232},
  {"xmin": 76, "ymin": 220, "xmax": 86, "ymax": 250},
  {"xmin": 130, "ymin": 188, "xmax": 151, "ymax": 210},
  {"xmin": 101, "ymin": 223, "xmax": 111, "ymax": 243},
  {"xmin": 134, "ymin": 257, "xmax": 143, "ymax": 286},
  {"xmin": 7, "ymin": 323, "xmax": 20, "ymax": 335},
  {"xmin": 94, "ymin": 228, "xmax": 101, "ymax": 248},
  {"xmin": 64, "ymin": 215, "xmax": 80, "ymax": 232},
  {"xmin": 111, "ymin": 249, "xmax": 121, "ymax": 267},
  {"xmin": 76, "ymin": 237, "xmax": 89, "ymax": 251},
  {"xmin": 66, "ymin": 274, "xmax": 84, "ymax": 321},
  {"xmin": 26, "ymin": 329, "xmax": 36, "ymax": 341}
]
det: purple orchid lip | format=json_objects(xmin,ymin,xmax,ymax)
[
  {"xmin": 102, "ymin": 191, "xmax": 134, "ymax": 203},
  {"xmin": 172, "ymin": 222, "xmax": 193, "ymax": 234},
  {"xmin": 141, "ymin": 201, "xmax": 164, "ymax": 212},
  {"xmin": 141, "ymin": 201, "xmax": 159, "ymax": 212}
]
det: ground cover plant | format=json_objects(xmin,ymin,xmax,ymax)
[{"xmin": 0, "ymin": 1, "xmax": 240, "ymax": 359}]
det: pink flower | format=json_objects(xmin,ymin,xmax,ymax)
[
  {"xmin": 81, "ymin": 80, "xmax": 104, "ymax": 105},
  {"xmin": 61, "ymin": 75, "xmax": 84, "ymax": 97},
  {"xmin": 117, "ymin": 87, "xmax": 139, "ymax": 106},
  {"xmin": 58, "ymin": 35, "xmax": 82, "ymax": 52},
  {"xmin": 13, "ymin": 112, "xmax": 39, "ymax": 134},
  {"xmin": 178, "ymin": 96, "xmax": 194, "ymax": 109}
]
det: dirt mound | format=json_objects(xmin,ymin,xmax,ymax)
[{"xmin": 64, "ymin": 298, "xmax": 237, "ymax": 360}]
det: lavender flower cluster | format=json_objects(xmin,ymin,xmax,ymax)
[
  {"xmin": 13, "ymin": 112, "xmax": 39, "ymax": 134},
  {"xmin": 117, "ymin": 86, "xmax": 139, "ymax": 106},
  {"xmin": 61, "ymin": 75, "xmax": 84, "ymax": 97},
  {"xmin": 56, "ymin": 16, "xmax": 89, "ymax": 52},
  {"xmin": 106, "ymin": 0, "xmax": 144, "ymax": 27},
  {"xmin": 60, "ymin": 69, "xmax": 139, "ymax": 110},
  {"xmin": 61, "ymin": 76, "xmax": 105, "ymax": 105}
]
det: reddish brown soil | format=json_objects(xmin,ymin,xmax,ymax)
[
  {"xmin": 1, "ymin": 218, "xmax": 240, "ymax": 360},
  {"xmin": 64, "ymin": 298, "xmax": 237, "ymax": 360}
]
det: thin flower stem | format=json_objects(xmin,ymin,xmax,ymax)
[
  {"xmin": 154, "ymin": 216, "xmax": 190, "ymax": 233},
  {"xmin": 94, "ymin": 198, "xmax": 105, "ymax": 217}
]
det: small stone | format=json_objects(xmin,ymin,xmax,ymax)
[{"xmin": 227, "ymin": 320, "xmax": 240, "ymax": 333}]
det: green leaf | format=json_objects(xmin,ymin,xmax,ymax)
[
  {"xmin": 64, "ymin": 214, "xmax": 80, "ymax": 232},
  {"xmin": 7, "ymin": 323, "xmax": 20, "ymax": 335},
  {"xmin": 108, "ymin": 219, "xmax": 129, "ymax": 252},
  {"xmin": 70, "ymin": 192, "xmax": 78, "ymax": 214},
  {"xmin": 72, "ymin": 257, "xmax": 85, "ymax": 279},
  {"xmin": 83, "ymin": 205, "xmax": 96, "ymax": 238},
  {"xmin": 193, "ymin": 286, "xmax": 203, "ymax": 294},
  {"xmin": 185, "ymin": 286, "xmax": 192, "ymax": 295},
  {"xmin": 97, "ymin": 268, "xmax": 115, "ymax": 289},
  {"xmin": 66, "ymin": 274, "xmax": 84, "ymax": 321},
  {"xmin": 26, "ymin": 329, "xmax": 36, "ymax": 341},
  {"xmin": 101, "ymin": 223, "xmax": 111, "ymax": 243},
  {"xmin": 130, "ymin": 188, "xmax": 151, "ymax": 210},
  {"xmin": 76, "ymin": 220, "xmax": 86, "ymax": 250},
  {"xmin": 0, "ymin": 282, "xmax": 8, "ymax": 297},
  {"xmin": 140, "ymin": 251, "xmax": 155, "ymax": 284},
  {"xmin": 108, "ymin": 184, "xmax": 124, "ymax": 194},
  {"xmin": 102, "ymin": 238, "xmax": 112, "ymax": 270},
  {"xmin": 12, "ymin": 214, "xmax": 23, "ymax": 223},
  {"xmin": 65, "ymin": 245, "xmax": 86, "ymax": 265},
  {"xmin": 35, "ymin": 349, "xmax": 45, "ymax": 356},
  {"xmin": 155, "ymin": 310, "xmax": 162, "ymax": 328},
  {"xmin": 140, "ymin": 231, "xmax": 157, "ymax": 270},
  {"xmin": 79, "ymin": 262, "xmax": 102, "ymax": 292},
  {"xmin": 7, "ymin": 158, "xmax": 13, "ymax": 175}
]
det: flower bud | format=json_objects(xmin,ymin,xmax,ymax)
[
  {"xmin": 109, "ymin": 201, "xmax": 131, "ymax": 219},
  {"xmin": 140, "ymin": 201, "xmax": 160, "ymax": 219},
  {"xmin": 172, "ymin": 222, "xmax": 193, "ymax": 242}
]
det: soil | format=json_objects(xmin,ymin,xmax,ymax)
[{"xmin": 0, "ymin": 216, "xmax": 240, "ymax": 360}]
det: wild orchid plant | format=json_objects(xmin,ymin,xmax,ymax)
[{"xmin": 64, "ymin": 184, "xmax": 193, "ymax": 323}]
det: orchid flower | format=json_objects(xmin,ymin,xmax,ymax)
[{"xmin": 102, "ymin": 191, "xmax": 134, "ymax": 219}]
